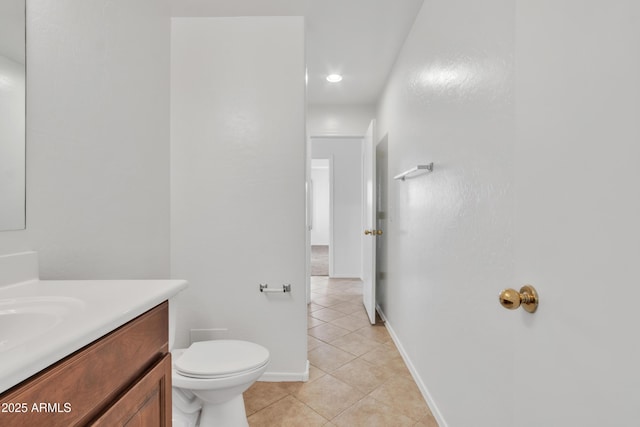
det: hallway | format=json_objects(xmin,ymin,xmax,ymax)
[{"xmin": 243, "ymin": 277, "xmax": 438, "ymax": 426}]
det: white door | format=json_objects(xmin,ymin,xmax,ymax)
[
  {"xmin": 362, "ymin": 120, "xmax": 376, "ymax": 324},
  {"xmin": 512, "ymin": 2, "xmax": 640, "ymax": 424}
]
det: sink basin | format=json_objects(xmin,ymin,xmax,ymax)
[{"xmin": 0, "ymin": 297, "xmax": 84, "ymax": 352}]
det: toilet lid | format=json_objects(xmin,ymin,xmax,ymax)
[{"xmin": 175, "ymin": 340, "xmax": 270, "ymax": 379}]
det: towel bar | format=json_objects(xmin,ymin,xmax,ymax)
[
  {"xmin": 393, "ymin": 163, "xmax": 434, "ymax": 181},
  {"xmin": 259, "ymin": 284, "xmax": 291, "ymax": 293}
]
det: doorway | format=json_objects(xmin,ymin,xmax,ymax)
[
  {"xmin": 310, "ymin": 137, "xmax": 364, "ymax": 279},
  {"xmin": 310, "ymin": 158, "xmax": 332, "ymax": 276}
]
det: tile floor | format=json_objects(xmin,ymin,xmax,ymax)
[{"xmin": 243, "ymin": 277, "xmax": 439, "ymax": 426}]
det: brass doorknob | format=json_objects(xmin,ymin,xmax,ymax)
[
  {"xmin": 364, "ymin": 229, "xmax": 383, "ymax": 236},
  {"xmin": 499, "ymin": 285, "xmax": 539, "ymax": 313}
]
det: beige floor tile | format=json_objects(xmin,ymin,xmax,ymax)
[
  {"xmin": 243, "ymin": 381, "xmax": 290, "ymax": 416},
  {"xmin": 311, "ymin": 287, "xmax": 335, "ymax": 295},
  {"xmin": 330, "ymin": 314, "xmax": 371, "ymax": 332},
  {"xmin": 310, "ymin": 280, "xmax": 328, "ymax": 286},
  {"xmin": 330, "ymin": 301, "xmax": 366, "ymax": 315},
  {"xmin": 308, "ymin": 316, "xmax": 326, "ymax": 329},
  {"xmin": 247, "ymin": 395, "xmax": 327, "ymax": 427},
  {"xmin": 370, "ymin": 376, "xmax": 431, "ymax": 421},
  {"xmin": 332, "ymin": 288, "xmax": 362, "ymax": 297},
  {"xmin": 333, "ymin": 396, "xmax": 415, "ymax": 427},
  {"xmin": 308, "ymin": 335, "xmax": 323, "ymax": 351},
  {"xmin": 384, "ymin": 341, "xmax": 402, "ymax": 356},
  {"xmin": 308, "ymin": 364, "xmax": 327, "ymax": 381},
  {"xmin": 414, "ymin": 413, "xmax": 439, "ymax": 427},
  {"xmin": 310, "ymin": 281, "xmax": 329, "ymax": 288},
  {"xmin": 308, "ymin": 303, "xmax": 324, "ymax": 313},
  {"xmin": 329, "ymin": 296, "xmax": 360, "ymax": 306},
  {"xmin": 371, "ymin": 343, "xmax": 412, "ymax": 372},
  {"xmin": 324, "ymin": 288, "xmax": 358, "ymax": 297},
  {"xmin": 347, "ymin": 309, "xmax": 371, "ymax": 322},
  {"xmin": 311, "ymin": 295, "xmax": 343, "ymax": 307},
  {"xmin": 327, "ymin": 293, "xmax": 360, "ymax": 302},
  {"xmin": 340, "ymin": 288, "xmax": 362, "ymax": 301},
  {"xmin": 294, "ymin": 375, "xmax": 364, "ymax": 420},
  {"xmin": 331, "ymin": 358, "xmax": 392, "ymax": 394},
  {"xmin": 354, "ymin": 324, "xmax": 392, "ymax": 343},
  {"xmin": 381, "ymin": 355, "xmax": 413, "ymax": 377},
  {"xmin": 279, "ymin": 364, "xmax": 327, "ymax": 394},
  {"xmin": 360, "ymin": 343, "xmax": 403, "ymax": 367},
  {"xmin": 308, "ymin": 323, "xmax": 350, "ymax": 343},
  {"xmin": 330, "ymin": 332, "xmax": 383, "ymax": 356},
  {"xmin": 308, "ymin": 342, "xmax": 356, "ymax": 372},
  {"xmin": 276, "ymin": 381, "xmax": 304, "ymax": 395},
  {"xmin": 361, "ymin": 345, "xmax": 412, "ymax": 377},
  {"xmin": 311, "ymin": 308, "xmax": 348, "ymax": 322}
]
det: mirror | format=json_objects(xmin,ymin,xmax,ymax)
[{"xmin": 0, "ymin": 0, "xmax": 26, "ymax": 231}]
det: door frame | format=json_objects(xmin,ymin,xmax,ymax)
[{"xmin": 306, "ymin": 134, "xmax": 366, "ymax": 304}]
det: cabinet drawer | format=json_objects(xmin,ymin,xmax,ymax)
[
  {"xmin": 91, "ymin": 353, "xmax": 171, "ymax": 426},
  {"xmin": 0, "ymin": 302, "xmax": 168, "ymax": 427}
]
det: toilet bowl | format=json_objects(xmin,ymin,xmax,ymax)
[{"xmin": 171, "ymin": 340, "xmax": 270, "ymax": 427}]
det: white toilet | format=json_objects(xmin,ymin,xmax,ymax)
[{"xmin": 169, "ymin": 301, "xmax": 270, "ymax": 427}]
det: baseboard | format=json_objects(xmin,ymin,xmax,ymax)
[
  {"xmin": 376, "ymin": 305, "xmax": 449, "ymax": 427},
  {"xmin": 259, "ymin": 360, "xmax": 309, "ymax": 382}
]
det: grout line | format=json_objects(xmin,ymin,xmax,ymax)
[
  {"xmin": 288, "ymin": 394, "xmax": 331, "ymax": 425},
  {"xmin": 246, "ymin": 392, "xmax": 291, "ymax": 420}
]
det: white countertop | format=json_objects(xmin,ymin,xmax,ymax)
[{"xmin": 0, "ymin": 279, "xmax": 188, "ymax": 393}]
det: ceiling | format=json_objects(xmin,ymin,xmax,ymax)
[{"xmin": 171, "ymin": 0, "xmax": 425, "ymax": 106}]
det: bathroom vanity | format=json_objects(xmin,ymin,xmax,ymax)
[
  {"xmin": 0, "ymin": 252, "xmax": 188, "ymax": 426},
  {"xmin": 1, "ymin": 302, "xmax": 170, "ymax": 426}
]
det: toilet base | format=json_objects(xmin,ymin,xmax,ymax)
[{"xmin": 199, "ymin": 394, "xmax": 248, "ymax": 427}]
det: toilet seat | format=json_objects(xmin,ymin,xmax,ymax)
[{"xmin": 175, "ymin": 340, "xmax": 270, "ymax": 379}]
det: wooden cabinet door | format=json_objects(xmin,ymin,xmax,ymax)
[{"xmin": 91, "ymin": 354, "xmax": 171, "ymax": 427}]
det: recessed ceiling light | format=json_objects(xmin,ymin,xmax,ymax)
[{"xmin": 326, "ymin": 74, "xmax": 343, "ymax": 83}]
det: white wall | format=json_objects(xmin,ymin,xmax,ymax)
[
  {"xmin": 0, "ymin": 0, "xmax": 171, "ymax": 280},
  {"xmin": 171, "ymin": 17, "xmax": 307, "ymax": 379},
  {"xmin": 310, "ymin": 160, "xmax": 330, "ymax": 246},
  {"xmin": 308, "ymin": 104, "xmax": 374, "ymax": 137},
  {"xmin": 311, "ymin": 138, "xmax": 363, "ymax": 278},
  {"xmin": 0, "ymin": 55, "xmax": 25, "ymax": 231},
  {"xmin": 376, "ymin": 0, "xmax": 515, "ymax": 425}
]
